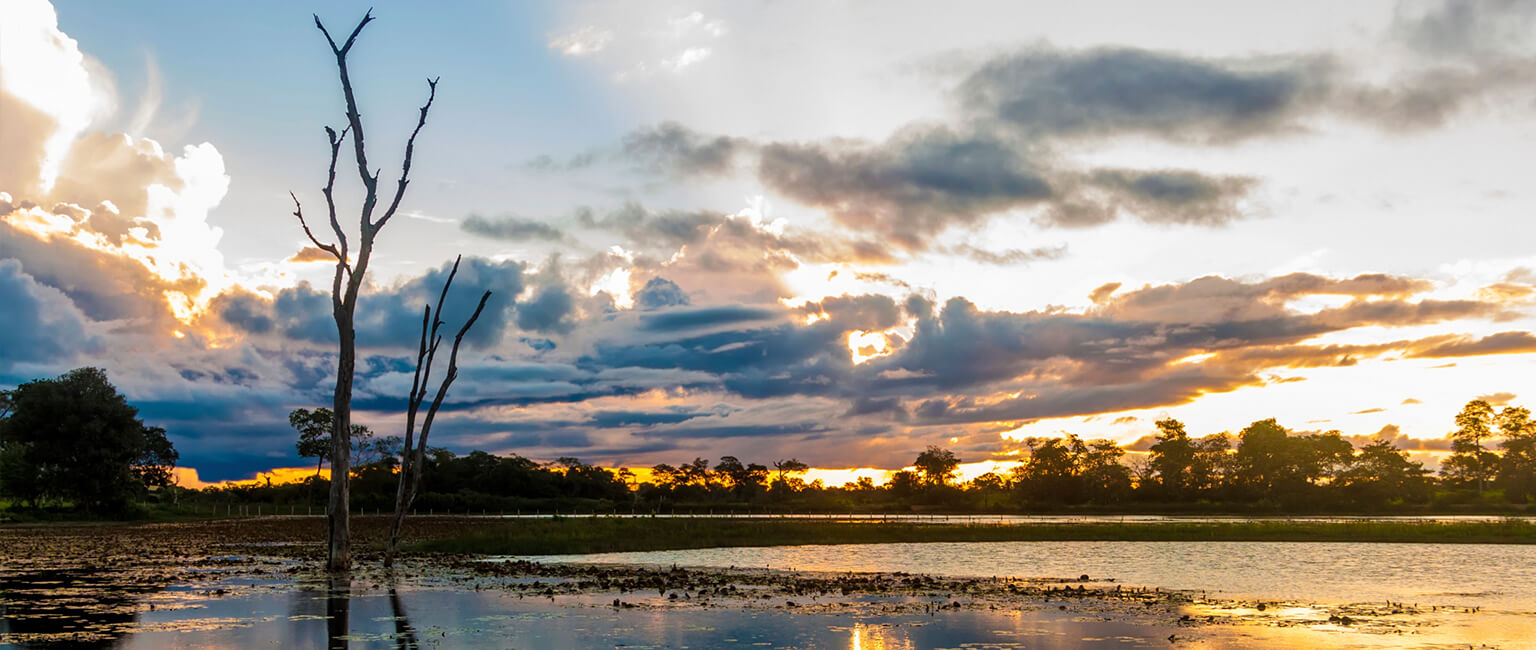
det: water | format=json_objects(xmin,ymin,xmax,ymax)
[
  {"xmin": 475, "ymin": 512, "xmax": 1535, "ymax": 525},
  {"xmin": 527, "ymin": 540, "xmax": 1536, "ymax": 612},
  {"xmin": 8, "ymin": 532, "xmax": 1536, "ymax": 648},
  {"xmin": 0, "ymin": 569, "xmax": 1182, "ymax": 649}
]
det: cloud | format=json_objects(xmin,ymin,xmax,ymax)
[
  {"xmin": 1477, "ymin": 391, "xmax": 1518, "ymax": 407},
  {"xmin": 1393, "ymin": 0, "xmax": 1536, "ymax": 58},
  {"xmin": 759, "ymin": 126, "xmax": 1052, "ymax": 250},
  {"xmin": 209, "ymin": 257, "xmax": 528, "ymax": 349},
  {"xmin": 958, "ymin": 47, "xmax": 1322, "ymax": 142},
  {"xmin": 0, "ymin": 259, "xmax": 95, "ymax": 369},
  {"xmin": 0, "ymin": 0, "xmax": 114, "ymax": 193},
  {"xmin": 942, "ymin": 243, "xmax": 1067, "ymax": 265},
  {"xmin": 548, "ymin": 26, "xmax": 613, "ymax": 57},
  {"xmin": 286, "ymin": 246, "xmax": 334, "ymax": 263},
  {"xmin": 621, "ymin": 122, "xmax": 749, "ymax": 177},
  {"xmin": 461, "ymin": 214, "xmax": 569, "ymax": 243},
  {"xmin": 634, "ymin": 276, "xmax": 690, "ymax": 309},
  {"xmin": 516, "ymin": 284, "xmax": 577, "ymax": 334},
  {"xmin": 1, "ymin": 208, "xmax": 190, "ymax": 328},
  {"xmin": 1, "ymin": 6, "xmax": 232, "ymax": 325},
  {"xmin": 1405, "ymin": 331, "xmax": 1536, "ymax": 358},
  {"xmin": 1078, "ymin": 169, "xmax": 1256, "ymax": 227}
]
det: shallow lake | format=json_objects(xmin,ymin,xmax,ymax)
[{"xmin": 526, "ymin": 540, "xmax": 1536, "ymax": 612}]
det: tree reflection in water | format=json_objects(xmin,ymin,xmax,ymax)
[
  {"xmin": 326, "ymin": 574, "xmax": 349, "ymax": 650},
  {"xmin": 389, "ymin": 586, "xmax": 419, "ymax": 649}
]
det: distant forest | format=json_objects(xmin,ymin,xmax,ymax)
[
  {"xmin": 3, "ymin": 367, "xmax": 1533, "ymax": 515},
  {"xmin": 212, "ymin": 398, "xmax": 1535, "ymax": 514}
]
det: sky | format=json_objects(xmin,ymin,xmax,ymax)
[{"xmin": 2, "ymin": 0, "xmax": 1534, "ymax": 484}]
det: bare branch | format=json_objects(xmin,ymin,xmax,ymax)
[
  {"xmin": 375, "ymin": 77, "xmax": 438, "ymax": 231},
  {"xmin": 418, "ymin": 290, "xmax": 492, "ymax": 446},
  {"xmin": 323, "ymin": 126, "xmax": 352, "ymax": 258},
  {"xmin": 314, "ymin": 9, "xmax": 374, "ymax": 56},
  {"xmin": 401, "ymin": 305, "xmax": 431, "ymax": 475},
  {"xmin": 316, "ymin": 11, "xmax": 379, "ymax": 230},
  {"xmin": 291, "ymin": 192, "xmax": 343, "ymax": 263}
]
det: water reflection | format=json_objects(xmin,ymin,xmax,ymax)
[
  {"xmin": 532, "ymin": 540, "xmax": 1536, "ymax": 611},
  {"xmin": 0, "ymin": 567, "xmax": 165, "ymax": 648},
  {"xmin": 325, "ymin": 575, "xmax": 349, "ymax": 650},
  {"xmin": 388, "ymin": 587, "xmax": 418, "ymax": 650}
]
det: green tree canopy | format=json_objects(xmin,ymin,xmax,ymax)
[{"xmin": 0, "ymin": 368, "xmax": 178, "ymax": 512}]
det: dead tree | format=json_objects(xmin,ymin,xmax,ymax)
[
  {"xmin": 385, "ymin": 256, "xmax": 490, "ymax": 567},
  {"xmin": 292, "ymin": 10, "xmax": 438, "ymax": 572}
]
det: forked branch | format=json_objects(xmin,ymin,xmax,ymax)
[{"xmin": 290, "ymin": 193, "xmax": 343, "ymax": 264}]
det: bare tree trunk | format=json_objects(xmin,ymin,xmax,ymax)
[
  {"xmin": 294, "ymin": 9, "xmax": 438, "ymax": 573},
  {"xmin": 326, "ymin": 315, "xmax": 355, "ymax": 571},
  {"xmin": 385, "ymin": 256, "xmax": 490, "ymax": 567}
]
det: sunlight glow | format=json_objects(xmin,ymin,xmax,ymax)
[
  {"xmin": 591, "ymin": 266, "xmax": 633, "ymax": 309},
  {"xmin": 847, "ymin": 330, "xmax": 892, "ymax": 364},
  {"xmin": 1173, "ymin": 352, "xmax": 1216, "ymax": 365}
]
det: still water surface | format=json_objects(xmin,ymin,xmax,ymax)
[{"xmin": 529, "ymin": 540, "xmax": 1536, "ymax": 611}]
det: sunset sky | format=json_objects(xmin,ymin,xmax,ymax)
[{"xmin": 3, "ymin": 0, "xmax": 1534, "ymax": 484}]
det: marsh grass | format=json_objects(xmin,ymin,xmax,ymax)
[{"xmin": 411, "ymin": 517, "xmax": 1536, "ymax": 555}]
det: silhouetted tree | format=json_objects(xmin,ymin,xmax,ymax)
[
  {"xmin": 1012, "ymin": 435, "xmax": 1129, "ymax": 505},
  {"xmin": 913, "ymin": 446, "xmax": 961, "ymax": 487},
  {"xmin": 0, "ymin": 368, "xmax": 177, "ymax": 512},
  {"xmin": 1335, "ymin": 439, "xmax": 1431, "ymax": 506},
  {"xmin": 1014, "ymin": 437, "xmax": 1082, "ymax": 503},
  {"xmin": 294, "ymin": 9, "xmax": 441, "ymax": 571},
  {"xmin": 714, "ymin": 456, "xmax": 769, "ymax": 501},
  {"xmin": 1079, "ymin": 439, "xmax": 1133, "ymax": 503},
  {"xmin": 1496, "ymin": 405, "xmax": 1536, "ymax": 502},
  {"xmin": 886, "ymin": 470, "xmax": 920, "ymax": 499},
  {"xmin": 291, "ymin": 407, "xmax": 373, "ymax": 479},
  {"xmin": 771, "ymin": 458, "xmax": 810, "ymax": 494},
  {"xmin": 1442, "ymin": 399, "xmax": 1499, "ymax": 495},
  {"xmin": 1148, "ymin": 418, "xmax": 1195, "ymax": 499}
]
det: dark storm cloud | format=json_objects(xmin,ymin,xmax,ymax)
[
  {"xmin": 461, "ymin": 214, "xmax": 570, "ymax": 243},
  {"xmin": 0, "ymin": 259, "xmax": 94, "ymax": 367}
]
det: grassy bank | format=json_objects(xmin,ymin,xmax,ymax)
[{"xmin": 412, "ymin": 517, "xmax": 1536, "ymax": 555}]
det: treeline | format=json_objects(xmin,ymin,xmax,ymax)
[
  {"xmin": 0, "ymin": 368, "xmax": 178, "ymax": 514},
  {"xmin": 206, "ymin": 399, "xmax": 1536, "ymax": 514}
]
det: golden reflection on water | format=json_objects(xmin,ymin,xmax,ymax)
[{"xmin": 848, "ymin": 622, "xmax": 915, "ymax": 650}]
